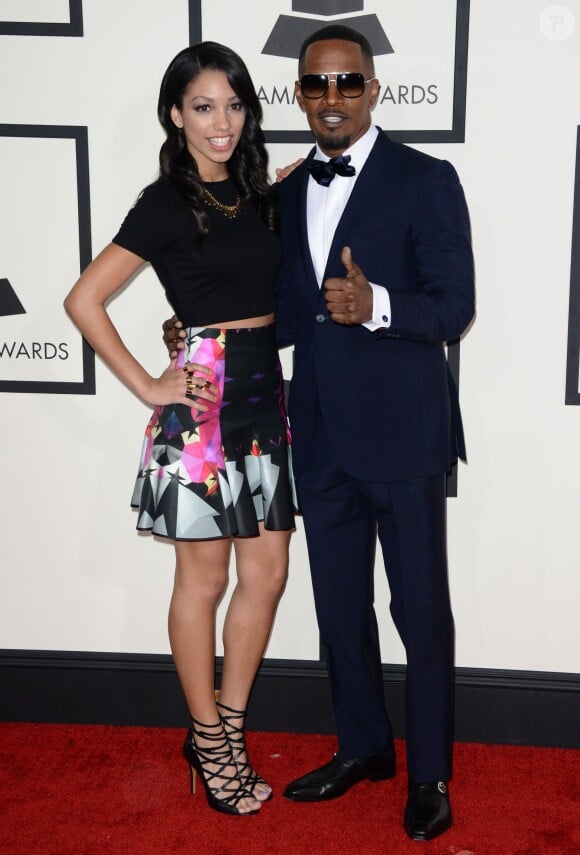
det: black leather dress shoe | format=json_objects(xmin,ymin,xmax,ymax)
[
  {"xmin": 284, "ymin": 749, "xmax": 396, "ymax": 802},
  {"xmin": 404, "ymin": 780, "xmax": 453, "ymax": 841}
]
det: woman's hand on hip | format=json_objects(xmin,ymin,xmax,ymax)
[{"xmin": 143, "ymin": 360, "xmax": 218, "ymax": 411}]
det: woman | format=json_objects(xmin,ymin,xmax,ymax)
[{"xmin": 64, "ymin": 42, "xmax": 296, "ymax": 816}]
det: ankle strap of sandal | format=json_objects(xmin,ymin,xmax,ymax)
[{"xmin": 216, "ymin": 700, "xmax": 247, "ymax": 719}]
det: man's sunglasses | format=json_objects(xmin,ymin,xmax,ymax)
[{"xmin": 298, "ymin": 72, "xmax": 377, "ymax": 100}]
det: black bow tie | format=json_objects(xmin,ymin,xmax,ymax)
[{"xmin": 306, "ymin": 154, "xmax": 356, "ymax": 187}]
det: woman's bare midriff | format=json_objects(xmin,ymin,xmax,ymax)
[{"xmin": 207, "ymin": 313, "xmax": 275, "ymax": 329}]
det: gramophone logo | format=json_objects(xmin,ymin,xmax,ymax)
[
  {"xmin": 0, "ymin": 279, "xmax": 25, "ymax": 318},
  {"xmin": 198, "ymin": 0, "xmax": 469, "ymax": 144},
  {"xmin": 0, "ymin": 277, "xmax": 69, "ymax": 363},
  {"xmin": 262, "ymin": 0, "xmax": 394, "ymax": 58}
]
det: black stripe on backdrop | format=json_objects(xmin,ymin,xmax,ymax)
[
  {"xmin": 566, "ymin": 127, "xmax": 580, "ymax": 404},
  {"xmin": 0, "ymin": 0, "xmax": 83, "ymax": 37}
]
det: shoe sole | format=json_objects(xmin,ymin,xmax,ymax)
[{"xmin": 403, "ymin": 815, "xmax": 453, "ymax": 841}]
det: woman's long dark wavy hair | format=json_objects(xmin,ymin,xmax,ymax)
[{"xmin": 158, "ymin": 42, "xmax": 276, "ymax": 242}]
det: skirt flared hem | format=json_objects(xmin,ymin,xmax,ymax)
[{"xmin": 130, "ymin": 324, "xmax": 297, "ymax": 541}]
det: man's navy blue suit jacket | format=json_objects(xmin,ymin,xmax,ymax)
[{"xmin": 275, "ymin": 130, "xmax": 475, "ymax": 483}]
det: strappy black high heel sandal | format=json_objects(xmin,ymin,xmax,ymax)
[
  {"xmin": 216, "ymin": 700, "xmax": 273, "ymax": 802},
  {"xmin": 183, "ymin": 718, "xmax": 260, "ymax": 815}
]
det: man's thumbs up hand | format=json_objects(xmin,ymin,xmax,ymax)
[{"xmin": 323, "ymin": 246, "xmax": 373, "ymax": 325}]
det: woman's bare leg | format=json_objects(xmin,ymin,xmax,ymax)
[
  {"xmin": 219, "ymin": 525, "xmax": 291, "ymax": 798},
  {"xmin": 169, "ymin": 538, "xmax": 260, "ymax": 813}
]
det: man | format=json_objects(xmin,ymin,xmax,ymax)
[
  {"xmin": 165, "ymin": 25, "xmax": 474, "ymax": 842},
  {"xmin": 274, "ymin": 26, "xmax": 474, "ymax": 842}
]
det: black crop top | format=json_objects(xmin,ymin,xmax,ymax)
[{"xmin": 112, "ymin": 178, "xmax": 280, "ymax": 327}]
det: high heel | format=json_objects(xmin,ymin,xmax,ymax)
[
  {"xmin": 183, "ymin": 718, "xmax": 260, "ymax": 816},
  {"xmin": 216, "ymin": 699, "xmax": 273, "ymax": 802}
]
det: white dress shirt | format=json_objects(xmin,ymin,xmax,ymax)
[{"xmin": 306, "ymin": 124, "xmax": 391, "ymax": 330}]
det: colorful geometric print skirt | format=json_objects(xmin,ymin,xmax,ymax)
[{"xmin": 131, "ymin": 324, "xmax": 297, "ymax": 540}]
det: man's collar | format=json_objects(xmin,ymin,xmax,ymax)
[{"xmin": 314, "ymin": 125, "xmax": 379, "ymax": 172}]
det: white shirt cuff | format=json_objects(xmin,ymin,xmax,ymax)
[{"xmin": 363, "ymin": 283, "xmax": 391, "ymax": 331}]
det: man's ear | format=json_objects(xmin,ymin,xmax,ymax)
[
  {"xmin": 294, "ymin": 82, "xmax": 306, "ymax": 112},
  {"xmin": 170, "ymin": 104, "xmax": 183, "ymax": 128},
  {"xmin": 369, "ymin": 78, "xmax": 380, "ymax": 110}
]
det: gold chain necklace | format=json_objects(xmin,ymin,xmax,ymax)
[{"xmin": 202, "ymin": 187, "xmax": 242, "ymax": 219}]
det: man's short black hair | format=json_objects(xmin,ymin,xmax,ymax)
[{"xmin": 298, "ymin": 25, "xmax": 375, "ymax": 75}]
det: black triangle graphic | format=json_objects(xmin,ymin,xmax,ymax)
[
  {"xmin": 0, "ymin": 278, "xmax": 26, "ymax": 317},
  {"xmin": 262, "ymin": 12, "xmax": 394, "ymax": 59}
]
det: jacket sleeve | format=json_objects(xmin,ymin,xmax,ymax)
[{"xmin": 377, "ymin": 160, "xmax": 475, "ymax": 344}]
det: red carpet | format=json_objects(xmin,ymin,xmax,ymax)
[{"xmin": 0, "ymin": 723, "xmax": 578, "ymax": 854}]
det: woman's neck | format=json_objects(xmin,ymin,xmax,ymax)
[{"xmin": 200, "ymin": 169, "xmax": 229, "ymax": 183}]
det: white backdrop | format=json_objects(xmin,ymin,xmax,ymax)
[{"xmin": 1, "ymin": 0, "xmax": 579, "ymax": 674}]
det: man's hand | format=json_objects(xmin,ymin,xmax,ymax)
[
  {"xmin": 275, "ymin": 157, "xmax": 304, "ymax": 182},
  {"xmin": 162, "ymin": 314, "xmax": 186, "ymax": 358},
  {"xmin": 324, "ymin": 246, "xmax": 373, "ymax": 325}
]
